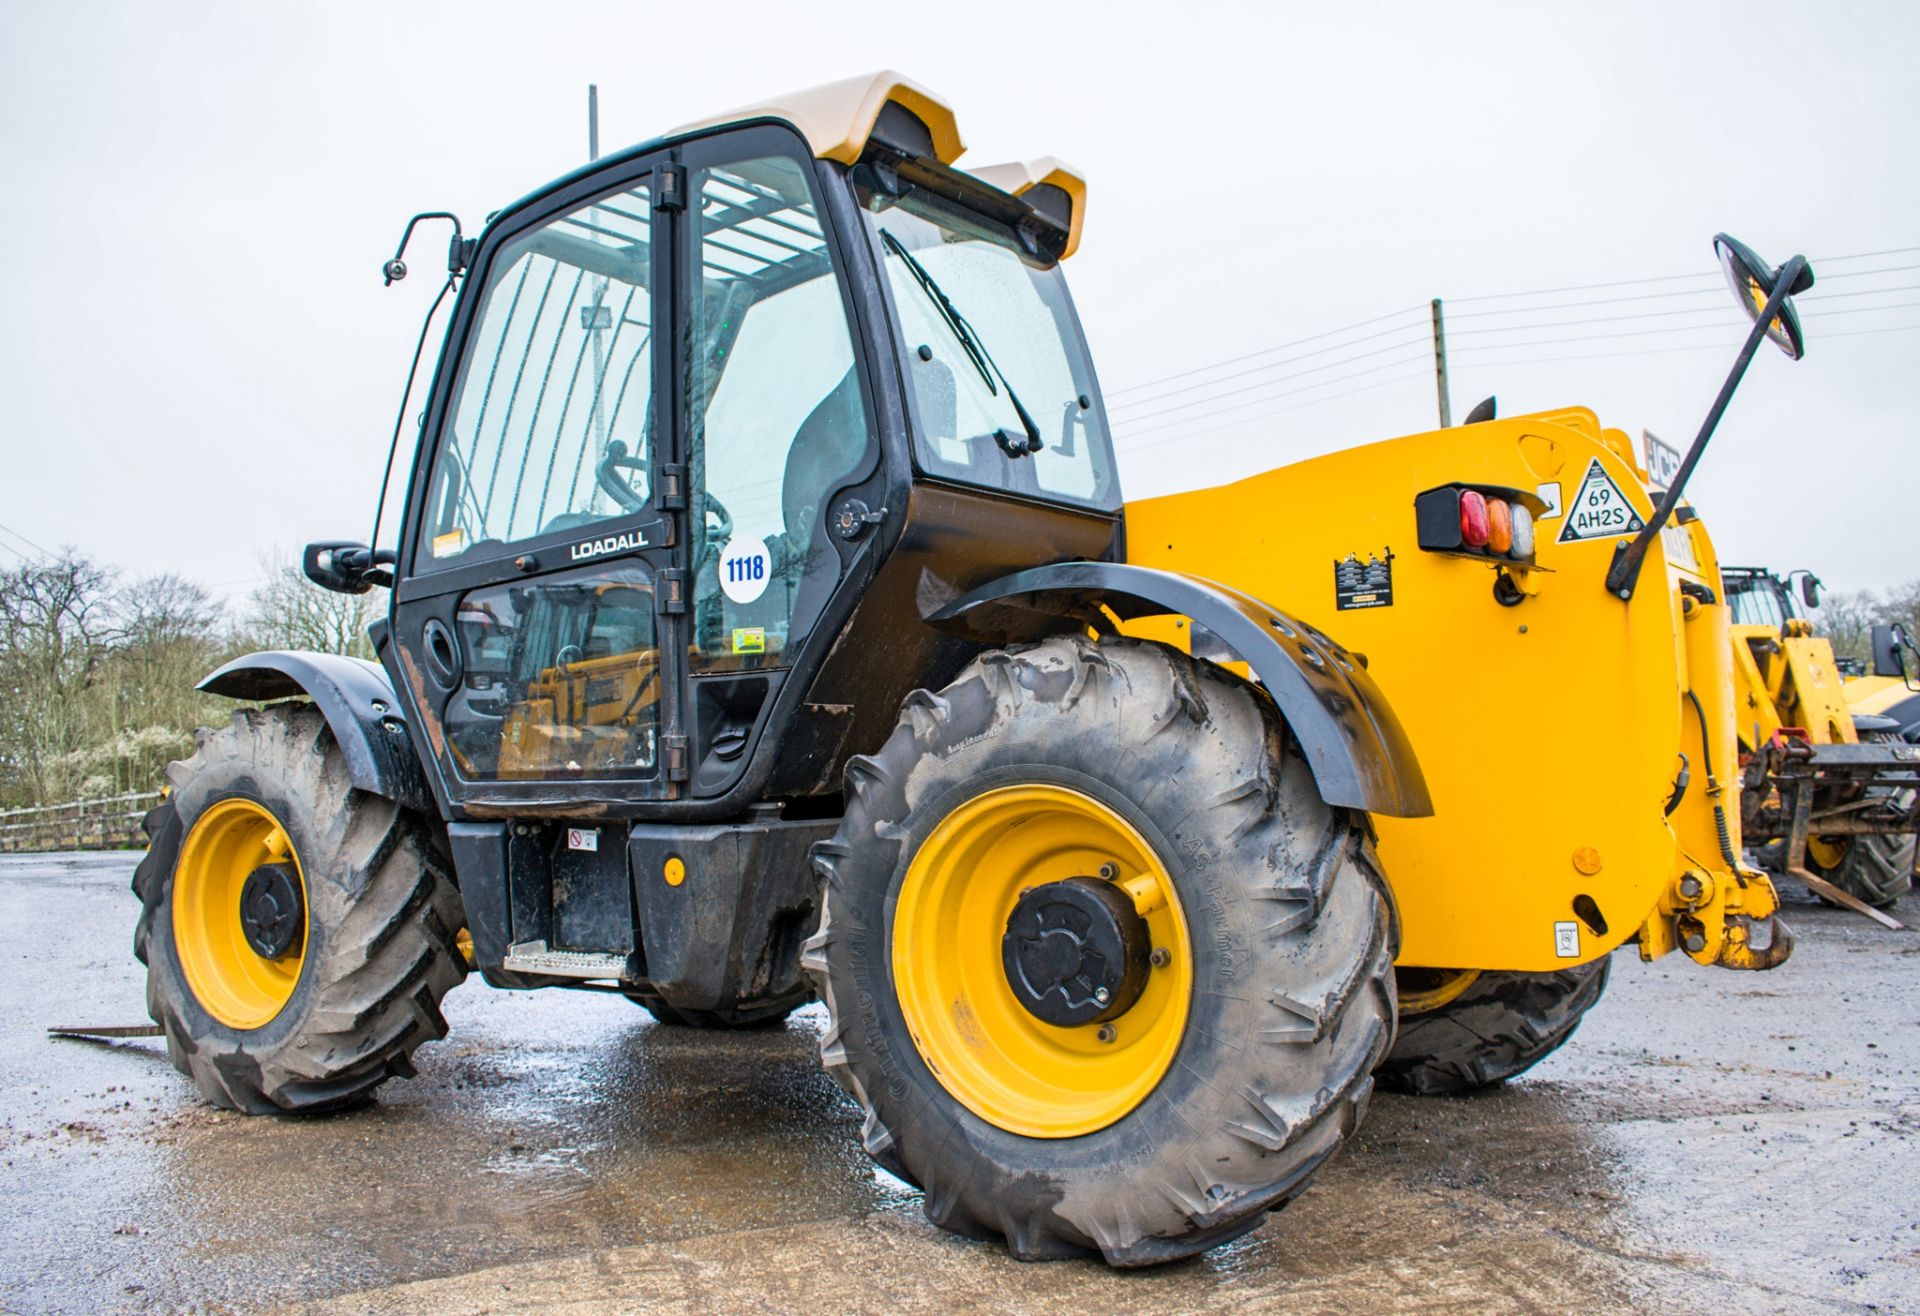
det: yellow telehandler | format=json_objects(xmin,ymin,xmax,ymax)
[
  {"xmin": 1723, "ymin": 566, "xmax": 1920, "ymax": 909},
  {"xmin": 132, "ymin": 72, "xmax": 1814, "ymax": 1264}
]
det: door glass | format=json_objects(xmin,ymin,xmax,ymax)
[
  {"xmin": 688, "ymin": 155, "xmax": 874, "ymax": 673},
  {"xmin": 444, "ymin": 562, "xmax": 659, "ymax": 781},
  {"xmin": 418, "ymin": 179, "xmax": 655, "ymax": 569}
]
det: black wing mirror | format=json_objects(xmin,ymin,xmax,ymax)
[
  {"xmin": 304, "ymin": 541, "xmax": 395, "ymax": 594},
  {"xmin": 1798, "ymin": 572, "xmax": 1822, "ymax": 611}
]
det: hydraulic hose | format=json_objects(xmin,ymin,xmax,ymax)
[{"xmin": 1685, "ymin": 688, "xmax": 1743, "ymax": 872}]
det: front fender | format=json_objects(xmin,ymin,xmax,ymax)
[
  {"xmin": 926, "ymin": 562, "xmax": 1431, "ymax": 817},
  {"xmin": 199, "ymin": 651, "xmax": 435, "ymax": 815}
]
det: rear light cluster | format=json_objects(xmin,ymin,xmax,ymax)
[{"xmin": 1415, "ymin": 484, "xmax": 1539, "ymax": 562}]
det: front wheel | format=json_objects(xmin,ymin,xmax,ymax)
[
  {"xmin": 132, "ymin": 704, "xmax": 468, "ymax": 1113},
  {"xmin": 804, "ymin": 637, "xmax": 1397, "ymax": 1266}
]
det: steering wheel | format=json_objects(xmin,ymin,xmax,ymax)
[
  {"xmin": 554, "ymin": 644, "xmax": 584, "ymax": 676},
  {"xmin": 703, "ymin": 493, "xmax": 734, "ymax": 543},
  {"xmin": 594, "ymin": 440, "xmax": 648, "ymax": 513}
]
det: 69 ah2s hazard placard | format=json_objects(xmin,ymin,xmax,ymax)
[{"xmin": 1556, "ymin": 458, "xmax": 1645, "ymax": 543}]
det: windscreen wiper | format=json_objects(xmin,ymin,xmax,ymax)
[{"xmin": 880, "ymin": 229, "xmax": 1043, "ymax": 458}]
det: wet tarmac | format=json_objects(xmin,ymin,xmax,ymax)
[{"xmin": 1, "ymin": 851, "xmax": 1916, "ymax": 1314}]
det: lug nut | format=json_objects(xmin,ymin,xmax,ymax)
[
  {"xmin": 1098, "ymin": 862, "xmax": 1119, "ymax": 880},
  {"xmin": 1096, "ymin": 1024, "xmax": 1117, "ymax": 1044},
  {"xmin": 1150, "ymin": 947, "xmax": 1171, "ymax": 968}
]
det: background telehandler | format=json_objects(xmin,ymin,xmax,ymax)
[
  {"xmin": 1722, "ymin": 566, "xmax": 1920, "ymax": 910},
  {"xmin": 132, "ymin": 72, "xmax": 1813, "ymax": 1265}
]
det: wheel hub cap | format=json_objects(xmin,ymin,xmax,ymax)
[
  {"xmin": 1002, "ymin": 877, "xmax": 1149, "ymax": 1025},
  {"xmin": 239, "ymin": 862, "xmax": 305, "ymax": 959}
]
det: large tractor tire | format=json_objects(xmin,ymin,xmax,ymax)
[
  {"xmin": 625, "ymin": 990, "xmax": 808, "ymax": 1029},
  {"xmin": 803, "ymin": 636, "xmax": 1397, "ymax": 1266},
  {"xmin": 1804, "ymin": 733, "xmax": 1915, "ymax": 910},
  {"xmin": 132, "ymin": 704, "xmax": 467, "ymax": 1114},
  {"xmin": 1809, "ymin": 831, "xmax": 1916, "ymax": 910},
  {"xmin": 1376, "ymin": 959, "xmax": 1610, "ymax": 1097}
]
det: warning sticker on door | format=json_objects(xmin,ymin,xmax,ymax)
[
  {"xmin": 1334, "ymin": 549, "xmax": 1395, "ymax": 611},
  {"xmin": 1553, "ymin": 920, "xmax": 1580, "ymax": 958},
  {"xmin": 1556, "ymin": 458, "xmax": 1645, "ymax": 543}
]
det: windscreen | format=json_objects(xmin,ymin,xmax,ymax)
[{"xmin": 857, "ymin": 183, "xmax": 1118, "ymax": 512}]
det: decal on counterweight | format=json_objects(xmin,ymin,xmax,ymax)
[
  {"xmin": 1334, "ymin": 548, "xmax": 1395, "ymax": 610},
  {"xmin": 1557, "ymin": 458, "xmax": 1645, "ymax": 543}
]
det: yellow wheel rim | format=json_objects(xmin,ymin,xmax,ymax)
[
  {"xmin": 892, "ymin": 784, "xmax": 1192, "ymax": 1139},
  {"xmin": 1806, "ymin": 835, "xmax": 1846, "ymax": 870},
  {"xmin": 1396, "ymin": 967, "xmax": 1481, "ymax": 1015},
  {"xmin": 172, "ymin": 798, "xmax": 308, "ymax": 1030}
]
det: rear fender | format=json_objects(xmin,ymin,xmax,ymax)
[
  {"xmin": 926, "ymin": 562, "xmax": 1431, "ymax": 817},
  {"xmin": 198, "ymin": 652, "xmax": 435, "ymax": 815}
]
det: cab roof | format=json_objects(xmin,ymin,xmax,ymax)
[{"xmin": 673, "ymin": 70, "xmax": 1087, "ymax": 258}]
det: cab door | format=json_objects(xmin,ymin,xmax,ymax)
[{"xmin": 390, "ymin": 151, "xmax": 690, "ymax": 811}]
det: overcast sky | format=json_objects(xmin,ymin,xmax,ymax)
[{"xmin": 2, "ymin": 1, "xmax": 1914, "ymax": 600}]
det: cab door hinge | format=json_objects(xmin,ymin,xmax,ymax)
[
  {"xmin": 663, "ymin": 732, "xmax": 690, "ymax": 782},
  {"xmin": 653, "ymin": 164, "xmax": 687, "ymax": 212},
  {"xmin": 656, "ymin": 568, "xmax": 687, "ymax": 615},
  {"xmin": 658, "ymin": 462, "xmax": 689, "ymax": 511}
]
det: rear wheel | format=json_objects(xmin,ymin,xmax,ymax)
[
  {"xmin": 804, "ymin": 637, "xmax": 1396, "ymax": 1266},
  {"xmin": 132, "ymin": 704, "xmax": 467, "ymax": 1113},
  {"xmin": 1376, "ymin": 959, "xmax": 1609, "ymax": 1096}
]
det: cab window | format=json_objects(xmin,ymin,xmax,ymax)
[
  {"xmin": 857, "ymin": 182, "xmax": 1117, "ymax": 512},
  {"xmin": 417, "ymin": 179, "xmax": 656, "ymax": 568}
]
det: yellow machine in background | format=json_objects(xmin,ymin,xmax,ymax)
[{"xmin": 1723, "ymin": 566, "xmax": 1920, "ymax": 910}]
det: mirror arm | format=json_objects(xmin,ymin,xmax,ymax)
[{"xmin": 1603, "ymin": 254, "xmax": 1808, "ymax": 602}]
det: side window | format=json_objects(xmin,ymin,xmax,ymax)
[
  {"xmin": 419, "ymin": 180, "xmax": 655, "ymax": 567},
  {"xmin": 688, "ymin": 155, "xmax": 873, "ymax": 672}
]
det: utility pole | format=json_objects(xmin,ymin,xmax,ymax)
[{"xmin": 1430, "ymin": 297, "xmax": 1452, "ymax": 429}]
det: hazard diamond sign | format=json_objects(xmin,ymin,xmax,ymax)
[{"xmin": 1557, "ymin": 458, "xmax": 1645, "ymax": 543}]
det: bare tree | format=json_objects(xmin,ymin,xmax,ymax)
[
  {"xmin": 1813, "ymin": 588, "xmax": 1880, "ymax": 664},
  {"xmin": 244, "ymin": 551, "xmax": 383, "ymax": 658},
  {"xmin": 0, "ymin": 553, "xmax": 119, "ymax": 803}
]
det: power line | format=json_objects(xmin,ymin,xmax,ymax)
[
  {"xmin": 1815, "ymin": 245, "xmax": 1920, "ymax": 263},
  {"xmin": 1106, "ymin": 322, "xmax": 1429, "ymax": 413},
  {"xmin": 1451, "ymin": 303, "xmax": 1744, "ymax": 337},
  {"xmin": 0, "ymin": 520, "xmax": 52, "ymax": 559},
  {"xmin": 1441, "ymin": 245, "xmax": 1920, "ymax": 306},
  {"xmin": 1452, "ymin": 319, "xmax": 1920, "ymax": 371},
  {"xmin": 1448, "ymin": 341, "xmax": 1737, "ymax": 370},
  {"xmin": 1115, "ymin": 353, "xmax": 1432, "ymax": 448},
  {"xmin": 1806, "ymin": 300, "xmax": 1920, "ymax": 319},
  {"xmin": 1103, "ymin": 304, "xmax": 1424, "ymax": 398},
  {"xmin": 1118, "ymin": 370, "xmax": 1435, "ymax": 456},
  {"xmin": 1110, "ymin": 276, "xmax": 1918, "ymax": 421},
  {"xmin": 1112, "ymin": 334, "xmax": 1432, "ymax": 425},
  {"xmin": 1803, "ymin": 282, "xmax": 1920, "ymax": 303}
]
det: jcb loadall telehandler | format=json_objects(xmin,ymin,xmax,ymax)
[{"xmin": 133, "ymin": 73, "xmax": 1814, "ymax": 1265}]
